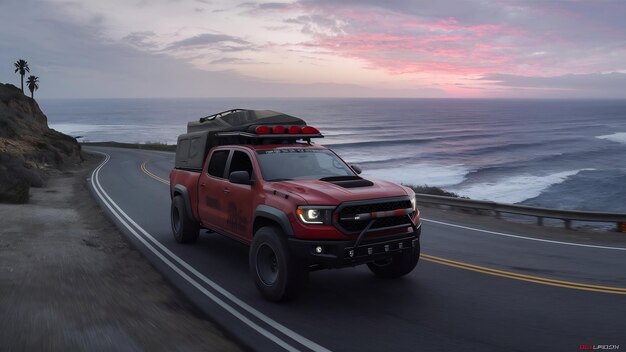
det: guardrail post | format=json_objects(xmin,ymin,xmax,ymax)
[
  {"xmin": 619, "ymin": 222, "xmax": 625, "ymax": 233},
  {"xmin": 537, "ymin": 217, "xmax": 544, "ymax": 226},
  {"xmin": 564, "ymin": 219, "xmax": 572, "ymax": 230}
]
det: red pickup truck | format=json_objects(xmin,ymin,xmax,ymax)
[{"xmin": 170, "ymin": 109, "xmax": 421, "ymax": 301}]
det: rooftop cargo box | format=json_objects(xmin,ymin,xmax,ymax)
[{"xmin": 175, "ymin": 109, "xmax": 309, "ymax": 170}]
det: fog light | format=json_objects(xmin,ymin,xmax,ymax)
[
  {"xmin": 367, "ymin": 247, "xmax": 373, "ymax": 255},
  {"xmin": 314, "ymin": 245, "xmax": 324, "ymax": 254},
  {"xmin": 348, "ymin": 250, "xmax": 354, "ymax": 258}
]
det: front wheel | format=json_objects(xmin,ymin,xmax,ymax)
[
  {"xmin": 171, "ymin": 195, "xmax": 199, "ymax": 244},
  {"xmin": 249, "ymin": 227, "xmax": 308, "ymax": 302},
  {"xmin": 367, "ymin": 242, "xmax": 420, "ymax": 279}
]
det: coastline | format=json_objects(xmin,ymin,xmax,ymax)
[{"xmin": 0, "ymin": 153, "xmax": 241, "ymax": 351}]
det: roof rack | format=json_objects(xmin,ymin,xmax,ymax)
[
  {"xmin": 176, "ymin": 109, "xmax": 321, "ymax": 170},
  {"xmin": 199, "ymin": 109, "xmax": 245, "ymax": 123}
]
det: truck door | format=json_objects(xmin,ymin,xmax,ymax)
[
  {"xmin": 198, "ymin": 149, "xmax": 231, "ymax": 233},
  {"xmin": 222, "ymin": 150, "xmax": 257, "ymax": 242}
]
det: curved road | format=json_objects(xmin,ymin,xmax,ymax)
[{"xmin": 85, "ymin": 147, "xmax": 626, "ymax": 352}]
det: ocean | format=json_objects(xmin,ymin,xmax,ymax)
[{"xmin": 39, "ymin": 98, "xmax": 626, "ymax": 213}]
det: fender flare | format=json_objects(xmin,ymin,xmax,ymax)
[
  {"xmin": 172, "ymin": 184, "xmax": 195, "ymax": 222},
  {"xmin": 254, "ymin": 204, "xmax": 295, "ymax": 238}
]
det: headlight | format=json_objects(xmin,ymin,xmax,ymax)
[
  {"xmin": 410, "ymin": 194, "xmax": 416, "ymax": 212},
  {"xmin": 296, "ymin": 206, "xmax": 334, "ymax": 225}
]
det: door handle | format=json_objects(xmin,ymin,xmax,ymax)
[{"xmin": 223, "ymin": 188, "xmax": 230, "ymax": 194}]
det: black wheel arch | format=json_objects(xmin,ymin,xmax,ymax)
[
  {"xmin": 172, "ymin": 184, "xmax": 195, "ymax": 222},
  {"xmin": 253, "ymin": 205, "xmax": 295, "ymax": 238}
]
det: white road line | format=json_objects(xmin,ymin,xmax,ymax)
[
  {"xmin": 88, "ymin": 151, "xmax": 331, "ymax": 352},
  {"xmin": 422, "ymin": 218, "xmax": 626, "ymax": 251}
]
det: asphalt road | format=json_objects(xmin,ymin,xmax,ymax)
[{"xmin": 85, "ymin": 146, "xmax": 626, "ymax": 352}]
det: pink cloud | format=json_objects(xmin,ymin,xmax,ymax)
[
  {"xmin": 311, "ymin": 27, "xmax": 523, "ymax": 76},
  {"xmin": 259, "ymin": 0, "xmax": 626, "ymax": 93},
  {"xmin": 282, "ymin": 5, "xmax": 537, "ymax": 77}
]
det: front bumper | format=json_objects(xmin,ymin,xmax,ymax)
[{"xmin": 287, "ymin": 224, "xmax": 420, "ymax": 269}]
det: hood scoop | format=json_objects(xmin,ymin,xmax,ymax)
[{"xmin": 319, "ymin": 176, "xmax": 374, "ymax": 189}]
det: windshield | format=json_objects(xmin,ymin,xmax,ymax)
[{"xmin": 256, "ymin": 148, "xmax": 356, "ymax": 181}]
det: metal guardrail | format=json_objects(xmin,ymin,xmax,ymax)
[{"xmin": 414, "ymin": 194, "xmax": 626, "ymax": 232}]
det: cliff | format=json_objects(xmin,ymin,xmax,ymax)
[{"xmin": 0, "ymin": 83, "xmax": 82, "ymax": 202}]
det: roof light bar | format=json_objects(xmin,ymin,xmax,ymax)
[{"xmin": 249, "ymin": 124, "xmax": 322, "ymax": 136}]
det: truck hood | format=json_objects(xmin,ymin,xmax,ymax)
[{"xmin": 269, "ymin": 177, "xmax": 410, "ymax": 205}]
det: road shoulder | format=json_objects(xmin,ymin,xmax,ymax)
[{"xmin": 0, "ymin": 153, "xmax": 242, "ymax": 351}]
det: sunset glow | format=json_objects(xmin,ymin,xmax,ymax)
[{"xmin": 1, "ymin": 0, "xmax": 625, "ymax": 98}]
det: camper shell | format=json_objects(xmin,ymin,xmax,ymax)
[{"xmin": 174, "ymin": 109, "xmax": 321, "ymax": 171}]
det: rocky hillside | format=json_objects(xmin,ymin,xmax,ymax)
[{"xmin": 0, "ymin": 83, "xmax": 82, "ymax": 202}]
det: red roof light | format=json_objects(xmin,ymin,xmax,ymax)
[
  {"xmin": 301, "ymin": 126, "xmax": 320, "ymax": 134},
  {"xmin": 255, "ymin": 125, "xmax": 271, "ymax": 134},
  {"xmin": 288, "ymin": 125, "xmax": 302, "ymax": 134},
  {"xmin": 272, "ymin": 125, "xmax": 286, "ymax": 134}
]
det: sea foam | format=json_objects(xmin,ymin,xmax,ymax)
[
  {"xmin": 363, "ymin": 163, "xmax": 468, "ymax": 187},
  {"xmin": 451, "ymin": 169, "xmax": 593, "ymax": 204},
  {"xmin": 597, "ymin": 132, "xmax": 626, "ymax": 145}
]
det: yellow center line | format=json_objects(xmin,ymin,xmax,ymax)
[
  {"xmin": 140, "ymin": 161, "xmax": 170, "ymax": 185},
  {"xmin": 422, "ymin": 254, "xmax": 626, "ymax": 295},
  {"xmin": 138, "ymin": 160, "xmax": 626, "ymax": 295}
]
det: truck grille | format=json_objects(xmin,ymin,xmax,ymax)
[{"xmin": 336, "ymin": 199, "xmax": 413, "ymax": 234}]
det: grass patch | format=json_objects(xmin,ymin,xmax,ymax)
[
  {"xmin": 81, "ymin": 141, "xmax": 176, "ymax": 152},
  {"xmin": 405, "ymin": 184, "xmax": 466, "ymax": 198}
]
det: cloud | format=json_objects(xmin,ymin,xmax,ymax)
[
  {"xmin": 209, "ymin": 57, "xmax": 259, "ymax": 64},
  {"xmin": 239, "ymin": 2, "xmax": 295, "ymax": 11},
  {"xmin": 166, "ymin": 33, "xmax": 252, "ymax": 50},
  {"xmin": 122, "ymin": 31, "xmax": 159, "ymax": 49}
]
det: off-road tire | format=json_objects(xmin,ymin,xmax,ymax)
[
  {"xmin": 171, "ymin": 195, "xmax": 199, "ymax": 244},
  {"xmin": 367, "ymin": 242, "xmax": 420, "ymax": 279},
  {"xmin": 250, "ymin": 226, "xmax": 308, "ymax": 302}
]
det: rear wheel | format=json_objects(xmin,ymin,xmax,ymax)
[
  {"xmin": 367, "ymin": 242, "xmax": 420, "ymax": 278},
  {"xmin": 250, "ymin": 227, "xmax": 308, "ymax": 302},
  {"xmin": 171, "ymin": 195, "xmax": 199, "ymax": 244}
]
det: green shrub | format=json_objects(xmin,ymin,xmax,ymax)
[
  {"xmin": 405, "ymin": 184, "xmax": 466, "ymax": 198},
  {"xmin": 0, "ymin": 178, "xmax": 30, "ymax": 204}
]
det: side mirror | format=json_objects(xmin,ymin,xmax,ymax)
[
  {"xmin": 229, "ymin": 171, "xmax": 253, "ymax": 185},
  {"xmin": 351, "ymin": 164, "xmax": 362, "ymax": 175}
]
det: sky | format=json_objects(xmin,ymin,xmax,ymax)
[{"xmin": 1, "ymin": 0, "xmax": 625, "ymax": 99}]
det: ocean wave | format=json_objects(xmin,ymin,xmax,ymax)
[
  {"xmin": 323, "ymin": 137, "xmax": 441, "ymax": 149},
  {"xmin": 363, "ymin": 163, "xmax": 468, "ymax": 187},
  {"xmin": 450, "ymin": 169, "xmax": 594, "ymax": 204},
  {"xmin": 596, "ymin": 132, "xmax": 626, "ymax": 145},
  {"xmin": 462, "ymin": 138, "xmax": 580, "ymax": 156}
]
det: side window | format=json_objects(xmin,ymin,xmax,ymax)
[
  {"xmin": 229, "ymin": 151, "xmax": 254, "ymax": 177},
  {"xmin": 207, "ymin": 150, "xmax": 230, "ymax": 178}
]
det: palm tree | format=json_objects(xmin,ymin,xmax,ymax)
[
  {"xmin": 14, "ymin": 59, "xmax": 30, "ymax": 93},
  {"xmin": 26, "ymin": 76, "xmax": 39, "ymax": 99}
]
